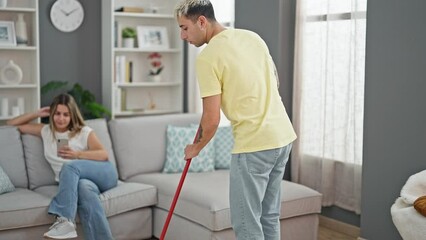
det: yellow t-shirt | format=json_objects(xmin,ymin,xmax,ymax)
[{"xmin": 196, "ymin": 29, "xmax": 297, "ymax": 153}]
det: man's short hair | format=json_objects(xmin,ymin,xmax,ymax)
[{"xmin": 175, "ymin": 0, "xmax": 217, "ymax": 22}]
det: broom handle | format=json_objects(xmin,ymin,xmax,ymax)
[{"xmin": 160, "ymin": 127, "xmax": 200, "ymax": 240}]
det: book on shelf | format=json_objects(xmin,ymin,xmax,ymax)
[
  {"xmin": 113, "ymin": 87, "xmax": 121, "ymax": 112},
  {"xmin": 115, "ymin": 56, "xmax": 133, "ymax": 83},
  {"xmin": 113, "ymin": 87, "xmax": 127, "ymax": 112},
  {"xmin": 128, "ymin": 61, "xmax": 133, "ymax": 83},
  {"xmin": 115, "ymin": 55, "xmax": 126, "ymax": 83},
  {"xmin": 115, "ymin": 7, "xmax": 144, "ymax": 13},
  {"xmin": 125, "ymin": 62, "xmax": 129, "ymax": 83},
  {"xmin": 121, "ymin": 89, "xmax": 127, "ymax": 111}
]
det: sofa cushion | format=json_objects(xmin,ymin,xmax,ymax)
[
  {"xmin": 85, "ymin": 118, "xmax": 118, "ymax": 168},
  {"xmin": 0, "ymin": 188, "xmax": 53, "ymax": 230},
  {"xmin": 109, "ymin": 114, "xmax": 201, "ymax": 180},
  {"xmin": 0, "ymin": 165, "xmax": 15, "ymax": 194},
  {"xmin": 128, "ymin": 170, "xmax": 322, "ymax": 231},
  {"xmin": 22, "ymin": 134, "xmax": 56, "ymax": 189},
  {"xmin": 0, "ymin": 126, "xmax": 28, "ymax": 188},
  {"xmin": 34, "ymin": 180, "xmax": 157, "ymax": 218},
  {"xmin": 163, "ymin": 125, "xmax": 215, "ymax": 173}
]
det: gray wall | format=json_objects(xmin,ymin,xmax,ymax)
[
  {"xmin": 360, "ymin": 0, "xmax": 426, "ymax": 239},
  {"xmin": 39, "ymin": 0, "xmax": 101, "ymax": 107}
]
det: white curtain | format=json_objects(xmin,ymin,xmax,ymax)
[{"xmin": 292, "ymin": 0, "xmax": 367, "ymax": 214}]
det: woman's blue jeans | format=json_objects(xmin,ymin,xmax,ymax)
[
  {"xmin": 230, "ymin": 144, "xmax": 292, "ymax": 240},
  {"xmin": 48, "ymin": 160, "xmax": 118, "ymax": 240}
]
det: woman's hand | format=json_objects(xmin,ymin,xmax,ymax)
[
  {"xmin": 7, "ymin": 107, "xmax": 47, "ymax": 136},
  {"xmin": 58, "ymin": 146, "xmax": 80, "ymax": 160},
  {"xmin": 37, "ymin": 107, "xmax": 50, "ymax": 118}
]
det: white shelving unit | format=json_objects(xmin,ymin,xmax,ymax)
[
  {"xmin": 102, "ymin": 0, "xmax": 184, "ymax": 118},
  {"xmin": 0, "ymin": 0, "xmax": 40, "ymax": 124}
]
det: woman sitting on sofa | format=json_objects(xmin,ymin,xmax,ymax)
[{"xmin": 7, "ymin": 93, "xmax": 117, "ymax": 240}]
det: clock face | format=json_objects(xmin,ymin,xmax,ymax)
[{"xmin": 50, "ymin": 0, "xmax": 84, "ymax": 32}]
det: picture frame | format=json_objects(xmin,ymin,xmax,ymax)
[
  {"xmin": 0, "ymin": 21, "xmax": 17, "ymax": 47},
  {"xmin": 137, "ymin": 26, "xmax": 169, "ymax": 49}
]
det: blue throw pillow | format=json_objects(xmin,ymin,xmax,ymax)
[
  {"xmin": 163, "ymin": 125, "xmax": 215, "ymax": 173},
  {"xmin": 191, "ymin": 124, "xmax": 234, "ymax": 169},
  {"xmin": 0, "ymin": 165, "xmax": 15, "ymax": 194},
  {"xmin": 213, "ymin": 126, "xmax": 234, "ymax": 169}
]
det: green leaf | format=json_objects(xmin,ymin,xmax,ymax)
[
  {"xmin": 40, "ymin": 81, "xmax": 68, "ymax": 95},
  {"xmin": 122, "ymin": 27, "xmax": 136, "ymax": 38},
  {"xmin": 41, "ymin": 81, "xmax": 111, "ymax": 120}
]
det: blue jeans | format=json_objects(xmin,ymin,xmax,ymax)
[
  {"xmin": 48, "ymin": 160, "xmax": 118, "ymax": 240},
  {"xmin": 230, "ymin": 144, "xmax": 292, "ymax": 240}
]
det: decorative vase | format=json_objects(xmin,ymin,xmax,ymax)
[
  {"xmin": 149, "ymin": 75, "xmax": 161, "ymax": 82},
  {"xmin": 0, "ymin": 60, "xmax": 23, "ymax": 85},
  {"xmin": 123, "ymin": 38, "xmax": 135, "ymax": 48},
  {"xmin": 11, "ymin": 106, "xmax": 20, "ymax": 117},
  {"xmin": 15, "ymin": 13, "xmax": 28, "ymax": 46}
]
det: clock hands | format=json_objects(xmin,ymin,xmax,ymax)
[
  {"xmin": 59, "ymin": 7, "xmax": 80, "ymax": 16},
  {"xmin": 65, "ymin": 8, "xmax": 80, "ymax": 16}
]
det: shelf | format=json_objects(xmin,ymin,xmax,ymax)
[
  {"xmin": 0, "ymin": 1, "xmax": 40, "ymax": 125},
  {"xmin": 114, "ymin": 12, "xmax": 174, "ymax": 19},
  {"xmin": 115, "ymin": 48, "xmax": 180, "ymax": 53},
  {"xmin": 117, "ymin": 82, "xmax": 181, "ymax": 88},
  {"xmin": 0, "ymin": 84, "xmax": 37, "ymax": 89},
  {"xmin": 103, "ymin": 0, "xmax": 183, "ymax": 119},
  {"xmin": 0, "ymin": 7, "xmax": 36, "ymax": 13},
  {"xmin": 0, "ymin": 46, "xmax": 37, "ymax": 51},
  {"xmin": 115, "ymin": 109, "xmax": 181, "ymax": 117},
  {"xmin": 0, "ymin": 116, "xmax": 12, "ymax": 121}
]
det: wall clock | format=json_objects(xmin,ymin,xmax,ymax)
[{"xmin": 50, "ymin": 0, "xmax": 84, "ymax": 32}]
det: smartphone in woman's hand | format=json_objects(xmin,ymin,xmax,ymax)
[{"xmin": 57, "ymin": 139, "xmax": 68, "ymax": 156}]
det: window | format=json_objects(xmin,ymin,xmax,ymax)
[{"xmin": 292, "ymin": 0, "xmax": 367, "ymax": 214}]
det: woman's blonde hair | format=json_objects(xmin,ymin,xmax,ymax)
[{"xmin": 49, "ymin": 93, "xmax": 85, "ymax": 138}]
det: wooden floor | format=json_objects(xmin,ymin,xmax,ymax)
[
  {"xmin": 318, "ymin": 226, "xmax": 358, "ymax": 240},
  {"xmin": 150, "ymin": 225, "xmax": 358, "ymax": 240}
]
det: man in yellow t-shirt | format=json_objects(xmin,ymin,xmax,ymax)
[{"xmin": 175, "ymin": 1, "xmax": 297, "ymax": 239}]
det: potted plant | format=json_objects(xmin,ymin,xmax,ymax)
[
  {"xmin": 122, "ymin": 27, "xmax": 136, "ymax": 48},
  {"xmin": 148, "ymin": 52, "xmax": 163, "ymax": 82},
  {"xmin": 41, "ymin": 81, "xmax": 111, "ymax": 121}
]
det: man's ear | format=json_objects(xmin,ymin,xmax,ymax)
[{"xmin": 197, "ymin": 15, "xmax": 208, "ymax": 30}]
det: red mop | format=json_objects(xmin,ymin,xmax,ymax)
[{"xmin": 160, "ymin": 127, "xmax": 200, "ymax": 240}]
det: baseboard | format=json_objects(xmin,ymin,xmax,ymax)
[{"xmin": 319, "ymin": 215, "xmax": 360, "ymax": 238}]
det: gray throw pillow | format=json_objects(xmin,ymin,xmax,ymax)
[{"xmin": 0, "ymin": 165, "xmax": 15, "ymax": 194}]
